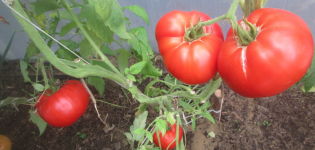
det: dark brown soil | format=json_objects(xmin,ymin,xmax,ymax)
[{"xmin": 1, "ymin": 61, "xmax": 315, "ymax": 150}]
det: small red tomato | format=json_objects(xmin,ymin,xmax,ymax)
[
  {"xmin": 156, "ymin": 10, "xmax": 223, "ymax": 84},
  {"xmin": 36, "ymin": 80, "xmax": 90, "ymax": 127},
  {"xmin": 153, "ymin": 124, "xmax": 184, "ymax": 150}
]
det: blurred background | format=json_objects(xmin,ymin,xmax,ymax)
[{"xmin": 1, "ymin": 0, "xmax": 315, "ymax": 60}]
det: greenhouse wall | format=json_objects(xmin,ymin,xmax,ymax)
[{"xmin": 0, "ymin": 0, "xmax": 315, "ymax": 60}]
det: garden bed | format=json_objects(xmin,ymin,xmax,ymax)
[{"xmin": 0, "ymin": 60, "xmax": 314, "ymax": 150}]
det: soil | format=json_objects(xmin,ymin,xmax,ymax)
[{"xmin": 1, "ymin": 60, "xmax": 315, "ymax": 150}]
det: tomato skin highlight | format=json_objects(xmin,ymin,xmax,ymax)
[
  {"xmin": 156, "ymin": 10, "xmax": 223, "ymax": 85},
  {"xmin": 153, "ymin": 124, "xmax": 184, "ymax": 150},
  {"xmin": 218, "ymin": 8, "xmax": 314, "ymax": 98},
  {"xmin": 36, "ymin": 80, "xmax": 90, "ymax": 127}
]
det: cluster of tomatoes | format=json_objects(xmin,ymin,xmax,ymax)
[
  {"xmin": 35, "ymin": 7, "xmax": 313, "ymax": 150},
  {"xmin": 156, "ymin": 8, "xmax": 314, "ymax": 98}
]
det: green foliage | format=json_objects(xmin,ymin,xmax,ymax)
[
  {"xmin": 29, "ymin": 110, "xmax": 47, "ymax": 136},
  {"xmin": 0, "ymin": 97, "xmax": 30, "ymax": 108},
  {"xmin": 302, "ymin": 52, "xmax": 315, "ymax": 92},
  {"xmin": 124, "ymin": 5, "xmax": 150, "ymax": 25},
  {"xmin": 87, "ymin": 76, "xmax": 105, "ymax": 96}
]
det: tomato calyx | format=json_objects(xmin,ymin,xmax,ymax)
[
  {"xmin": 184, "ymin": 24, "xmax": 206, "ymax": 42},
  {"xmin": 234, "ymin": 18, "xmax": 258, "ymax": 46}
]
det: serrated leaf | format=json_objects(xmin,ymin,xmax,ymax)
[
  {"xmin": 20, "ymin": 60, "xmax": 31, "ymax": 83},
  {"xmin": 200, "ymin": 112, "xmax": 216, "ymax": 124},
  {"xmin": 102, "ymin": 45, "xmax": 117, "ymax": 56},
  {"xmin": 145, "ymin": 131, "xmax": 153, "ymax": 142},
  {"xmin": 60, "ymin": 21, "xmax": 76, "ymax": 36},
  {"xmin": 179, "ymin": 100, "xmax": 194, "ymax": 112},
  {"xmin": 31, "ymin": 0, "xmax": 60, "ymax": 15},
  {"xmin": 32, "ymin": 83, "xmax": 45, "ymax": 92},
  {"xmin": 127, "ymin": 74, "xmax": 136, "ymax": 82},
  {"xmin": 79, "ymin": 38, "xmax": 101, "ymax": 58},
  {"xmin": 105, "ymin": 0, "xmax": 130, "ymax": 39},
  {"xmin": 200, "ymin": 100, "xmax": 211, "ymax": 110},
  {"xmin": 87, "ymin": 76, "xmax": 105, "ymax": 96},
  {"xmin": 155, "ymin": 119, "xmax": 167, "ymax": 135},
  {"xmin": 124, "ymin": 5, "xmax": 149, "ymax": 25},
  {"xmin": 133, "ymin": 128, "xmax": 146, "ymax": 135},
  {"xmin": 89, "ymin": 0, "xmax": 113, "ymax": 21},
  {"xmin": 117, "ymin": 49, "xmax": 131, "ymax": 72},
  {"xmin": 25, "ymin": 42, "xmax": 40, "ymax": 59},
  {"xmin": 128, "ymin": 27, "xmax": 153, "ymax": 60},
  {"xmin": 0, "ymin": 97, "xmax": 29, "ymax": 108},
  {"xmin": 130, "ymin": 111, "xmax": 148, "ymax": 141},
  {"xmin": 129, "ymin": 61, "xmax": 147, "ymax": 75},
  {"xmin": 166, "ymin": 112, "xmax": 176, "ymax": 125},
  {"xmin": 141, "ymin": 61, "xmax": 162, "ymax": 77},
  {"xmin": 124, "ymin": 132, "xmax": 133, "ymax": 142},
  {"xmin": 191, "ymin": 116, "xmax": 196, "ymax": 130},
  {"xmin": 29, "ymin": 111, "xmax": 47, "ymax": 136},
  {"xmin": 80, "ymin": 5, "xmax": 113, "ymax": 43}
]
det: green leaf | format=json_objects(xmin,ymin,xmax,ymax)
[
  {"xmin": 88, "ymin": 0, "xmax": 113, "ymax": 21},
  {"xmin": 166, "ymin": 112, "xmax": 176, "ymax": 125},
  {"xmin": 130, "ymin": 111, "xmax": 148, "ymax": 141},
  {"xmin": 20, "ymin": 60, "xmax": 31, "ymax": 83},
  {"xmin": 128, "ymin": 27, "xmax": 153, "ymax": 60},
  {"xmin": 31, "ymin": 0, "xmax": 60, "ymax": 15},
  {"xmin": 105, "ymin": 0, "xmax": 130, "ymax": 39},
  {"xmin": 117, "ymin": 49, "xmax": 131, "ymax": 72},
  {"xmin": 102, "ymin": 45, "xmax": 117, "ymax": 56},
  {"xmin": 141, "ymin": 61, "xmax": 162, "ymax": 77},
  {"xmin": 200, "ymin": 112, "xmax": 216, "ymax": 124},
  {"xmin": 60, "ymin": 21, "xmax": 76, "ymax": 36},
  {"xmin": 200, "ymin": 100, "xmax": 211, "ymax": 111},
  {"xmin": 155, "ymin": 119, "xmax": 167, "ymax": 135},
  {"xmin": 32, "ymin": 83, "xmax": 45, "ymax": 92},
  {"xmin": 145, "ymin": 131, "xmax": 153, "ymax": 142},
  {"xmin": 133, "ymin": 128, "xmax": 146, "ymax": 135},
  {"xmin": 124, "ymin": 132, "xmax": 133, "ymax": 142},
  {"xmin": 128, "ymin": 61, "xmax": 147, "ymax": 75},
  {"xmin": 55, "ymin": 40, "xmax": 79, "ymax": 60},
  {"xmin": 127, "ymin": 74, "xmax": 136, "ymax": 82},
  {"xmin": 191, "ymin": 116, "xmax": 196, "ymax": 130},
  {"xmin": 0, "ymin": 97, "xmax": 29, "ymax": 108},
  {"xmin": 79, "ymin": 38, "xmax": 99, "ymax": 58},
  {"xmin": 25, "ymin": 42, "xmax": 40, "ymax": 59},
  {"xmin": 87, "ymin": 76, "xmax": 105, "ymax": 96},
  {"xmin": 80, "ymin": 5, "xmax": 114, "ymax": 43},
  {"xmin": 124, "ymin": 5, "xmax": 150, "ymax": 25},
  {"xmin": 179, "ymin": 100, "xmax": 194, "ymax": 112},
  {"xmin": 303, "ymin": 53, "xmax": 315, "ymax": 92},
  {"xmin": 29, "ymin": 111, "xmax": 47, "ymax": 136}
]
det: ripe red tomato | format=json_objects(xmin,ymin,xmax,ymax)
[
  {"xmin": 36, "ymin": 80, "xmax": 90, "ymax": 127},
  {"xmin": 156, "ymin": 10, "xmax": 223, "ymax": 84},
  {"xmin": 218, "ymin": 8, "xmax": 314, "ymax": 97},
  {"xmin": 153, "ymin": 124, "xmax": 184, "ymax": 150}
]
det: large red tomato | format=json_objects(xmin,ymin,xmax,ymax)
[
  {"xmin": 153, "ymin": 124, "xmax": 184, "ymax": 150},
  {"xmin": 36, "ymin": 80, "xmax": 90, "ymax": 127},
  {"xmin": 218, "ymin": 8, "xmax": 314, "ymax": 97},
  {"xmin": 156, "ymin": 10, "xmax": 223, "ymax": 84}
]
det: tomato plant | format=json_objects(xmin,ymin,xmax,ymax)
[
  {"xmin": 36, "ymin": 80, "xmax": 90, "ymax": 127},
  {"xmin": 155, "ymin": 10, "xmax": 224, "ymax": 84},
  {"xmin": 0, "ymin": 135, "xmax": 12, "ymax": 150},
  {"xmin": 218, "ymin": 8, "xmax": 314, "ymax": 97},
  {"xmin": 153, "ymin": 123, "xmax": 183, "ymax": 150}
]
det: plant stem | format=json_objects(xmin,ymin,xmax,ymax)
[
  {"xmin": 184, "ymin": 0, "xmax": 240, "ymax": 41},
  {"xmin": 61, "ymin": 0, "xmax": 121, "ymax": 75}
]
